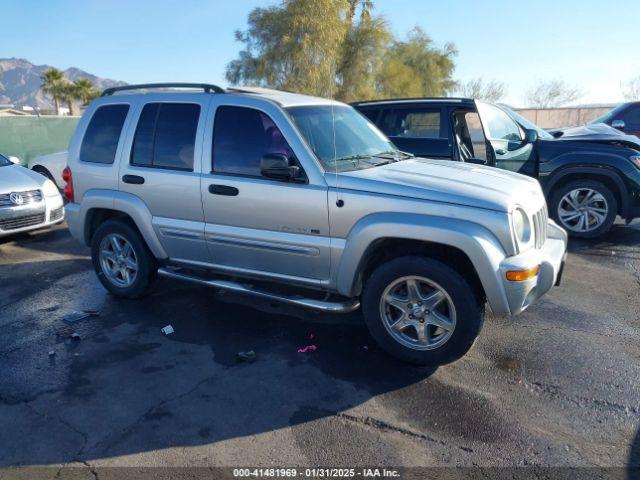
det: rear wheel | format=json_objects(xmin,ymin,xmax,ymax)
[
  {"xmin": 362, "ymin": 256, "xmax": 484, "ymax": 366},
  {"xmin": 91, "ymin": 220, "xmax": 158, "ymax": 298},
  {"xmin": 550, "ymin": 180, "xmax": 617, "ymax": 238}
]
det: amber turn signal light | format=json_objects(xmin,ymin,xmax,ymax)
[{"xmin": 505, "ymin": 265, "xmax": 540, "ymax": 282}]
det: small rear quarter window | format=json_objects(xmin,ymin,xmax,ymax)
[{"xmin": 80, "ymin": 104, "xmax": 129, "ymax": 164}]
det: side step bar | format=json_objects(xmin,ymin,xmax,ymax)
[{"xmin": 157, "ymin": 267, "xmax": 360, "ymax": 313}]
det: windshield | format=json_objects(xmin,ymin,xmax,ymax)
[
  {"xmin": 286, "ymin": 105, "xmax": 400, "ymax": 171},
  {"xmin": 589, "ymin": 104, "xmax": 626, "ymax": 125},
  {"xmin": 0, "ymin": 154, "xmax": 12, "ymax": 167},
  {"xmin": 497, "ymin": 104, "xmax": 554, "ymax": 140}
]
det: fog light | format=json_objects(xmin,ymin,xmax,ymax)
[{"xmin": 506, "ymin": 265, "xmax": 540, "ymax": 282}]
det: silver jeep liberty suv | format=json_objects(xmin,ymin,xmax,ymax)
[{"xmin": 65, "ymin": 83, "xmax": 567, "ymax": 365}]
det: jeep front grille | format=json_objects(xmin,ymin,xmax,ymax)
[
  {"xmin": 0, "ymin": 190, "xmax": 43, "ymax": 208},
  {"xmin": 533, "ymin": 206, "xmax": 548, "ymax": 249},
  {"xmin": 0, "ymin": 213, "xmax": 46, "ymax": 231}
]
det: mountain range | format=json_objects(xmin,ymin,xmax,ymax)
[{"xmin": 0, "ymin": 58, "xmax": 126, "ymax": 111}]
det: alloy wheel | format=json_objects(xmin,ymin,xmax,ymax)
[
  {"xmin": 99, "ymin": 233, "xmax": 139, "ymax": 288},
  {"xmin": 379, "ymin": 276, "xmax": 456, "ymax": 351},
  {"xmin": 558, "ymin": 188, "xmax": 609, "ymax": 233}
]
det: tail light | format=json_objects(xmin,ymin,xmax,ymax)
[{"xmin": 62, "ymin": 166, "xmax": 74, "ymax": 203}]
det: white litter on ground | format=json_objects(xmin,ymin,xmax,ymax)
[{"xmin": 161, "ymin": 325, "xmax": 174, "ymax": 335}]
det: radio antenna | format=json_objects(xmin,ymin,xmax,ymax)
[{"xmin": 329, "ymin": 65, "xmax": 342, "ymax": 207}]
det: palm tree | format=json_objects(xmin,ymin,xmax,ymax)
[
  {"xmin": 73, "ymin": 78, "xmax": 99, "ymax": 106},
  {"xmin": 60, "ymin": 82, "xmax": 80, "ymax": 115},
  {"xmin": 40, "ymin": 68, "xmax": 66, "ymax": 115},
  {"xmin": 348, "ymin": 0, "xmax": 374, "ymax": 23}
]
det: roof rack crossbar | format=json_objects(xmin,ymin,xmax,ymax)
[{"xmin": 102, "ymin": 83, "xmax": 225, "ymax": 96}]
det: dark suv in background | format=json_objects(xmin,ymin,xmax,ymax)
[
  {"xmin": 353, "ymin": 98, "xmax": 640, "ymax": 238},
  {"xmin": 589, "ymin": 101, "xmax": 640, "ymax": 138}
]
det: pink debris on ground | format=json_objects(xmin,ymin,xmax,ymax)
[{"xmin": 297, "ymin": 345, "xmax": 317, "ymax": 353}]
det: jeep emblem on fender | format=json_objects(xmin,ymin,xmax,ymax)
[{"xmin": 9, "ymin": 193, "xmax": 24, "ymax": 206}]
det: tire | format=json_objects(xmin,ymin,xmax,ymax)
[
  {"xmin": 550, "ymin": 180, "xmax": 617, "ymax": 238},
  {"xmin": 362, "ymin": 256, "xmax": 484, "ymax": 366},
  {"xmin": 91, "ymin": 219, "xmax": 158, "ymax": 298}
]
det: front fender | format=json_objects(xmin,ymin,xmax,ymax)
[
  {"xmin": 335, "ymin": 213, "xmax": 512, "ymax": 315},
  {"xmin": 541, "ymin": 155, "xmax": 630, "ymax": 215}
]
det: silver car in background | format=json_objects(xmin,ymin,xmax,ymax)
[{"xmin": 0, "ymin": 153, "xmax": 65, "ymax": 237}]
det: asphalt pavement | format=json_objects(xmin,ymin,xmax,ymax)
[{"xmin": 0, "ymin": 222, "xmax": 639, "ymax": 479}]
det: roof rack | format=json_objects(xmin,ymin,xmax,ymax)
[{"xmin": 102, "ymin": 83, "xmax": 225, "ymax": 96}]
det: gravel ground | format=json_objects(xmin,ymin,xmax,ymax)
[{"xmin": 0, "ymin": 222, "xmax": 638, "ymax": 479}]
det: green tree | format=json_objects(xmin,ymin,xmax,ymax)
[
  {"xmin": 227, "ymin": 2, "xmax": 456, "ymax": 101},
  {"xmin": 40, "ymin": 68, "xmax": 66, "ymax": 115},
  {"xmin": 73, "ymin": 78, "xmax": 99, "ymax": 105},
  {"xmin": 226, "ymin": 0, "xmax": 349, "ymax": 98},
  {"xmin": 377, "ymin": 27, "xmax": 457, "ymax": 99},
  {"xmin": 336, "ymin": 12, "xmax": 391, "ymax": 101}
]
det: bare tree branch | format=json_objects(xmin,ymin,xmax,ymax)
[
  {"xmin": 621, "ymin": 76, "xmax": 640, "ymax": 101},
  {"xmin": 456, "ymin": 77, "xmax": 506, "ymax": 102},
  {"xmin": 525, "ymin": 79, "xmax": 583, "ymax": 108}
]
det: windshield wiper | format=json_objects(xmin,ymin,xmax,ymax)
[{"xmin": 369, "ymin": 150, "xmax": 414, "ymax": 164}]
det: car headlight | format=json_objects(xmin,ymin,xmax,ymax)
[
  {"xmin": 41, "ymin": 179, "xmax": 60, "ymax": 197},
  {"xmin": 630, "ymin": 155, "xmax": 640, "ymax": 169},
  {"xmin": 512, "ymin": 207, "xmax": 532, "ymax": 245}
]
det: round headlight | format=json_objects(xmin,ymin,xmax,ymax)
[{"xmin": 513, "ymin": 208, "xmax": 531, "ymax": 243}]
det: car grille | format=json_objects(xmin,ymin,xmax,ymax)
[
  {"xmin": 50, "ymin": 206, "xmax": 64, "ymax": 222},
  {"xmin": 533, "ymin": 206, "xmax": 548, "ymax": 249},
  {"xmin": 0, "ymin": 213, "xmax": 46, "ymax": 231},
  {"xmin": 0, "ymin": 189, "xmax": 43, "ymax": 208}
]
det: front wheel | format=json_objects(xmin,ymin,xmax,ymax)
[
  {"xmin": 362, "ymin": 256, "xmax": 484, "ymax": 366},
  {"xmin": 550, "ymin": 180, "xmax": 617, "ymax": 238}
]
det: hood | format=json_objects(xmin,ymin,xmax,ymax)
[
  {"xmin": 551, "ymin": 123, "xmax": 640, "ymax": 150},
  {"xmin": 0, "ymin": 164, "xmax": 49, "ymax": 194},
  {"xmin": 330, "ymin": 158, "xmax": 544, "ymax": 213}
]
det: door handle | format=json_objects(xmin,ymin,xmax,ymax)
[
  {"xmin": 495, "ymin": 149, "xmax": 507, "ymax": 155},
  {"xmin": 122, "ymin": 174, "xmax": 145, "ymax": 185},
  {"xmin": 209, "ymin": 184, "xmax": 239, "ymax": 196}
]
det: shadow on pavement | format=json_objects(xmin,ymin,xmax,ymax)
[
  {"xmin": 0, "ymin": 249, "xmax": 438, "ymax": 466},
  {"xmin": 630, "ymin": 426, "xmax": 640, "ymax": 480}
]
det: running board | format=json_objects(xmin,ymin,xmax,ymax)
[{"xmin": 157, "ymin": 267, "xmax": 360, "ymax": 313}]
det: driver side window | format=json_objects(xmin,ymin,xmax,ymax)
[{"xmin": 212, "ymin": 106, "xmax": 294, "ymax": 177}]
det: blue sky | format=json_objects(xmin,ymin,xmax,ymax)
[{"xmin": 3, "ymin": 0, "xmax": 639, "ymax": 106}]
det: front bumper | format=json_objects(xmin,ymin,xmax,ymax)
[
  {"xmin": 0, "ymin": 194, "xmax": 65, "ymax": 237},
  {"xmin": 498, "ymin": 219, "xmax": 568, "ymax": 315}
]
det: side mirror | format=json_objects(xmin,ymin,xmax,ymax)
[
  {"xmin": 8, "ymin": 156, "xmax": 21, "ymax": 165},
  {"xmin": 260, "ymin": 154, "xmax": 300, "ymax": 181},
  {"xmin": 612, "ymin": 119, "xmax": 626, "ymax": 130},
  {"xmin": 524, "ymin": 129, "xmax": 538, "ymax": 144}
]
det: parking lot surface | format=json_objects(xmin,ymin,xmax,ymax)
[{"xmin": 0, "ymin": 223, "xmax": 639, "ymax": 477}]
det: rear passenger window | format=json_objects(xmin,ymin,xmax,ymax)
[
  {"xmin": 131, "ymin": 103, "xmax": 200, "ymax": 170},
  {"xmin": 80, "ymin": 104, "xmax": 129, "ymax": 164},
  {"xmin": 379, "ymin": 108, "xmax": 443, "ymax": 139},
  {"xmin": 212, "ymin": 106, "xmax": 294, "ymax": 177}
]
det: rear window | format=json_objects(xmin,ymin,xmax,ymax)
[
  {"xmin": 131, "ymin": 103, "xmax": 200, "ymax": 170},
  {"xmin": 80, "ymin": 104, "xmax": 129, "ymax": 164}
]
